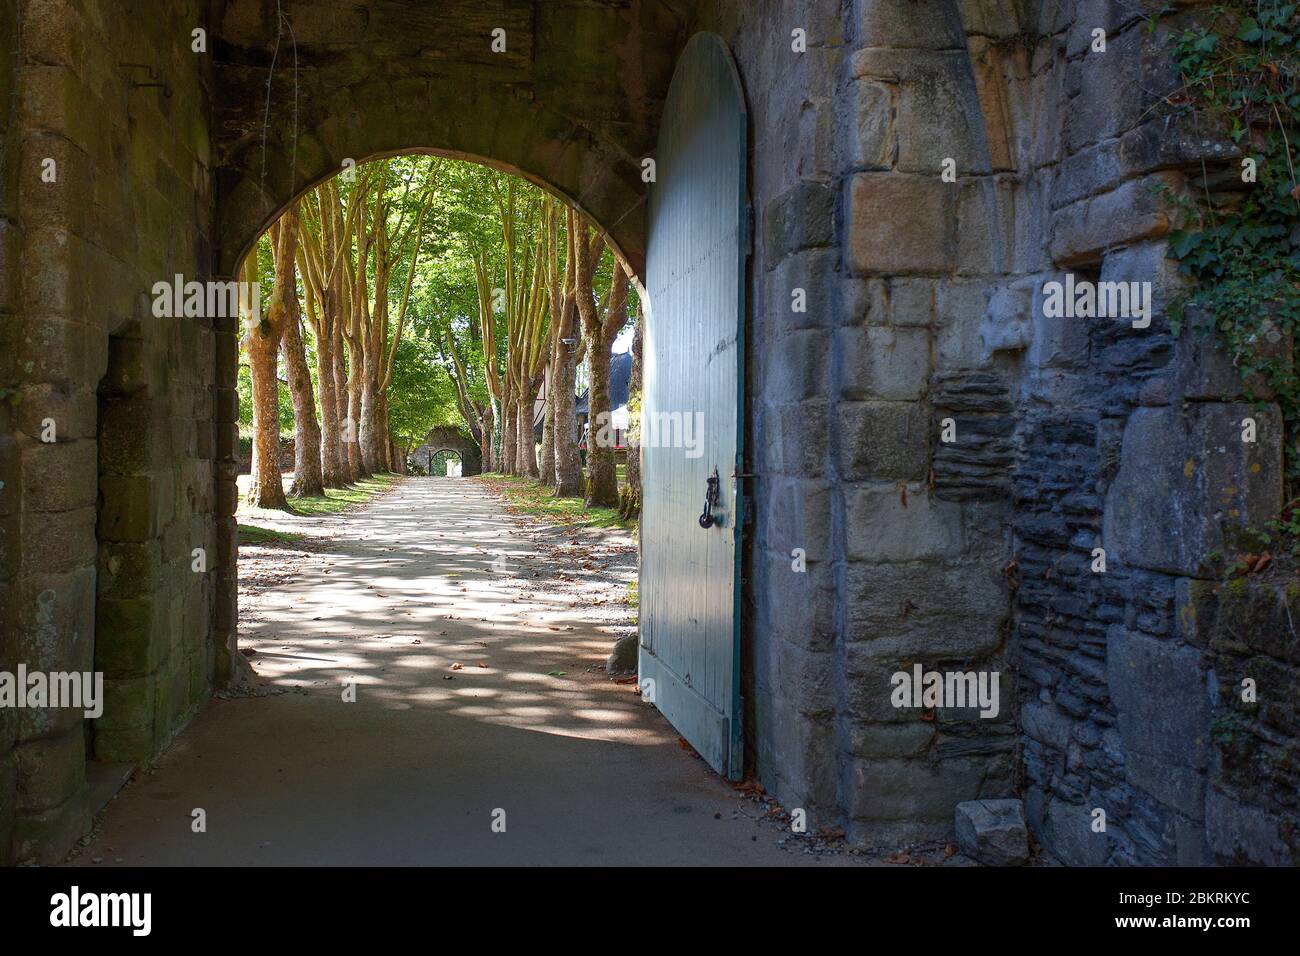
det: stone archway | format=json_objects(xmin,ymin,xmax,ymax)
[
  {"xmin": 201, "ymin": 0, "xmax": 695, "ymax": 706},
  {"xmin": 209, "ymin": 0, "xmax": 692, "ymax": 279},
  {"xmin": 409, "ymin": 425, "xmax": 482, "ymax": 477}
]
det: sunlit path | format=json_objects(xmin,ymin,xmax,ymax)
[{"xmin": 68, "ymin": 478, "xmax": 845, "ymax": 866}]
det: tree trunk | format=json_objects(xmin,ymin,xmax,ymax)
[
  {"xmin": 539, "ymin": 366, "xmax": 556, "ymax": 487},
  {"xmin": 314, "ymin": 289, "xmax": 345, "ymax": 487},
  {"xmin": 245, "ymin": 218, "xmax": 300, "ymax": 512},
  {"xmin": 359, "ymin": 341, "xmax": 384, "ymax": 474},
  {"xmin": 334, "ymin": 337, "xmax": 358, "ymax": 483},
  {"xmin": 585, "ymin": 343, "xmax": 619, "ymax": 507},
  {"xmin": 620, "ymin": 319, "xmax": 642, "ymax": 520},
  {"xmin": 553, "ymin": 343, "xmax": 582, "ymax": 497},
  {"xmin": 501, "ymin": 379, "xmax": 517, "ymax": 475},
  {"xmin": 377, "ymin": 392, "xmax": 393, "ymax": 472},
  {"xmin": 282, "ymin": 294, "xmax": 324, "ymax": 498},
  {"xmin": 246, "ymin": 334, "xmax": 288, "ymax": 510},
  {"xmin": 314, "ymin": 329, "xmax": 344, "ymax": 487},
  {"xmin": 346, "ymin": 344, "xmax": 368, "ymax": 478},
  {"xmin": 480, "ymin": 404, "xmax": 495, "ymax": 473},
  {"xmin": 516, "ymin": 389, "xmax": 537, "ymax": 478}
]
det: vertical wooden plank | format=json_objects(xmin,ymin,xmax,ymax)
[{"xmin": 640, "ymin": 32, "xmax": 747, "ymax": 780}]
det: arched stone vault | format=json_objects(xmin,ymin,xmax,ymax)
[{"xmin": 210, "ymin": 0, "xmax": 693, "ymax": 278}]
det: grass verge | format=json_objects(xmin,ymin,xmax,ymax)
[
  {"xmin": 284, "ymin": 473, "xmax": 403, "ymax": 516},
  {"xmin": 475, "ymin": 473, "xmax": 635, "ymax": 531},
  {"xmin": 237, "ymin": 523, "xmax": 304, "ymax": 546}
]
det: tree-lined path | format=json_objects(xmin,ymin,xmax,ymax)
[{"xmin": 67, "ymin": 479, "xmax": 838, "ymax": 866}]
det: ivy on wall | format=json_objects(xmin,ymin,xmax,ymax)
[{"xmin": 1159, "ymin": 2, "xmax": 1300, "ymax": 486}]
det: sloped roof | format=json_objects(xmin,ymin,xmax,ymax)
[{"xmin": 576, "ymin": 350, "xmax": 633, "ymax": 416}]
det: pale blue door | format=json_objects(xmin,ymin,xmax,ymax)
[{"xmin": 640, "ymin": 32, "xmax": 748, "ymax": 780}]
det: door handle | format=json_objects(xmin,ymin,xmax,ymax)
[{"xmin": 699, "ymin": 467, "xmax": 720, "ymax": 529}]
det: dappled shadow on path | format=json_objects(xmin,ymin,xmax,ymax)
[{"xmin": 240, "ymin": 478, "xmax": 651, "ymax": 744}]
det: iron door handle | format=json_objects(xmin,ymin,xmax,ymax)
[{"xmin": 699, "ymin": 467, "xmax": 720, "ymax": 529}]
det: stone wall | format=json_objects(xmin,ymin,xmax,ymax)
[
  {"xmin": 703, "ymin": 0, "xmax": 1286, "ymax": 863},
  {"xmin": 705, "ymin": 0, "xmax": 1024, "ymax": 847},
  {"xmin": 1197, "ymin": 577, "xmax": 1300, "ymax": 865},
  {"xmin": 0, "ymin": 0, "xmax": 215, "ymax": 863}
]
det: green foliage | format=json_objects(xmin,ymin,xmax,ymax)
[
  {"xmin": 386, "ymin": 334, "xmax": 459, "ymax": 450},
  {"xmin": 1162, "ymin": 1, "xmax": 1300, "ymax": 478}
]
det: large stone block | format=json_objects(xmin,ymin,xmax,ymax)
[
  {"xmin": 26, "ymin": 504, "xmax": 94, "ymax": 575},
  {"xmin": 763, "ymin": 180, "xmax": 835, "ymax": 267},
  {"xmin": 849, "ymin": 49, "xmax": 991, "ymax": 176},
  {"xmin": 844, "ymin": 78, "xmax": 895, "ymax": 171},
  {"xmin": 1205, "ymin": 787, "xmax": 1291, "ymax": 866},
  {"xmin": 768, "ymin": 248, "xmax": 840, "ymax": 329},
  {"xmin": 10, "ymin": 784, "xmax": 88, "ymax": 865},
  {"xmin": 846, "ymin": 720, "xmax": 935, "ymax": 758},
  {"xmin": 955, "ymin": 798, "xmax": 1029, "ymax": 865},
  {"xmin": 846, "ymin": 173, "xmax": 953, "ymax": 275},
  {"xmin": 846, "ymin": 754, "xmax": 1013, "ymax": 828},
  {"xmin": 887, "ymin": 278, "xmax": 935, "ymax": 327},
  {"xmin": 1172, "ymin": 307, "xmax": 1288, "ymax": 402},
  {"xmin": 14, "ymin": 382, "xmax": 96, "ymax": 441},
  {"xmin": 771, "ymin": 639, "xmax": 836, "ymax": 716},
  {"xmin": 843, "ymin": 559, "xmax": 1007, "ymax": 659},
  {"xmin": 7, "ymin": 293, "xmax": 92, "ymax": 387},
  {"xmin": 13, "ymin": 725, "xmax": 85, "ymax": 813},
  {"xmin": 94, "ymin": 596, "xmax": 164, "ymax": 678},
  {"xmin": 1103, "ymin": 403, "xmax": 1283, "ymax": 576},
  {"xmin": 935, "ymin": 279, "xmax": 994, "ymax": 368},
  {"xmin": 96, "ymin": 474, "xmax": 158, "ymax": 542},
  {"xmin": 956, "ymin": 176, "xmax": 1015, "ymax": 273},
  {"xmin": 838, "ymin": 401, "xmax": 929, "ymax": 481},
  {"xmin": 844, "ymin": 483, "xmax": 962, "ymax": 561},
  {"xmin": 836, "ymin": 325, "xmax": 931, "ymax": 401},
  {"xmin": 856, "ymin": 0, "xmax": 965, "ymax": 47},
  {"xmin": 1118, "ymin": 114, "xmax": 1238, "ymax": 180},
  {"xmin": 1107, "ymin": 625, "xmax": 1210, "ymax": 772},
  {"xmin": 762, "ymin": 553, "xmax": 838, "ymax": 654},
  {"xmin": 755, "ymin": 694, "xmax": 839, "ymax": 816},
  {"xmin": 1048, "ymin": 173, "xmax": 1181, "ymax": 267},
  {"xmin": 10, "ymin": 568, "xmax": 95, "ymax": 739},
  {"xmin": 95, "ymin": 674, "xmax": 156, "ymax": 735},
  {"xmin": 764, "ymin": 401, "xmax": 828, "ymax": 478},
  {"xmin": 763, "ymin": 478, "xmax": 833, "ymax": 563},
  {"xmin": 1065, "ymin": 23, "xmax": 1177, "ymax": 153},
  {"xmin": 768, "ymin": 329, "xmax": 830, "ymax": 401}
]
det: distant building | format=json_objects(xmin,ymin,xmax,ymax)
[{"xmin": 531, "ymin": 349, "xmax": 632, "ymax": 448}]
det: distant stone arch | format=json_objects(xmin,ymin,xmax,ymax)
[{"xmin": 409, "ymin": 426, "xmax": 481, "ymax": 477}]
